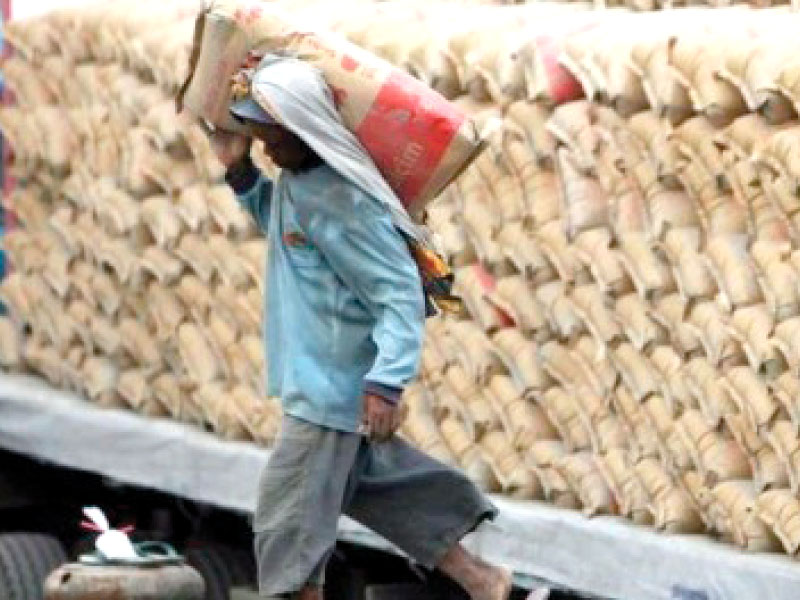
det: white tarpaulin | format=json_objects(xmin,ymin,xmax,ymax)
[{"xmin": 2, "ymin": 372, "xmax": 800, "ymax": 599}]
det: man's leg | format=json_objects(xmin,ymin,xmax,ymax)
[
  {"xmin": 437, "ymin": 543, "xmax": 512, "ymax": 600},
  {"xmin": 342, "ymin": 436, "xmax": 511, "ymax": 600},
  {"xmin": 253, "ymin": 415, "xmax": 361, "ymax": 597},
  {"xmin": 292, "ymin": 553, "xmax": 524, "ymax": 600}
]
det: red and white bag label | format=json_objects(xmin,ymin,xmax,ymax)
[{"xmin": 357, "ymin": 70, "xmax": 467, "ymax": 205}]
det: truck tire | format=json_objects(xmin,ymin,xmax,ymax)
[
  {"xmin": 0, "ymin": 533, "xmax": 67, "ymax": 600},
  {"xmin": 186, "ymin": 545, "xmax": 234, "ymax": 600},
  {"xmin": 17, "ymin": 534, "xmax": 67, "ymax": 585}
]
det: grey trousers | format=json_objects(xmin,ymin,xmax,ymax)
[{"xmin": 253, "ymin": 415, "xmax": 497, "ymax": 597}]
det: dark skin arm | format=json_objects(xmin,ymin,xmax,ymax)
[{"xmin": 362, "ymin": 393, "xmax": 407, "ymax": 442}]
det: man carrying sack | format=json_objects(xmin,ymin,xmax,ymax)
[{"xmin": 210, "ymin": 55, "xmax": 523, "ymax": 600}]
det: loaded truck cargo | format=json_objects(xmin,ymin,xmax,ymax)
[{"xmin": 5, "ymin": 1, "xmax": 800, "ymax": 599}]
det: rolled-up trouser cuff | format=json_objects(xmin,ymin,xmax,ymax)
[{"xmin": 423, "ymin": 503, "xmax": 498, "ymax": 569}]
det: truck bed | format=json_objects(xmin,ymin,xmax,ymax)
[{"xmin": 1, "ymin": 373, "xmax": 799, "ymax": 600}]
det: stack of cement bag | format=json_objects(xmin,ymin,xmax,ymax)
[
  {"xmin": 494, "ymin": 0, "xmax": 792, "ymax": 10},
  {"xmin": 335, "ymin": 3, "xmax": 800, "ymax": 556},
  {"xmin": 0, "ymin": 0, "xmax": 281, "ymax": 444},
  {"xmin": 5, "ymin": 0, "xmax": 800, "ymax": 558}
]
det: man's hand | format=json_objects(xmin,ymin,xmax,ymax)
[
  {"xmin": 362, "ymin": 393, "xmax": 405, "ymax": 442},
  {"xmin": 209, "ymin": 128, "xmax": 253, "ymax": 168}
]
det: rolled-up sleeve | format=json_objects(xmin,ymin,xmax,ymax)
[
  {"xmin": 226, "ymin": 156, "xmax": 273, "ymax": 233},
  {"xmin": 296, "ymin": 181, "xmax": 425, "ymax": 400}
]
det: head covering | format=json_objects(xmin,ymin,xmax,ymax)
[
  {"xmin": 248, "ymin": 55, "xmax": 460, "ymax": 316},
  {"xmin": 230, "ymin": 96, "xmax": 276, "ymax": 125},
  {"xmin": 248, "ymin": 55, "xmax": 423, "ymax": 243}
]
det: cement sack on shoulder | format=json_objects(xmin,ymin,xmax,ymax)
[{"xmin": 178, "ymin": 0, "xmax": 484, "ymax": 214}]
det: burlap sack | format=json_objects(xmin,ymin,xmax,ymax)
[
  {"xmin": 0, "ymin": 317, "xmax": 22, "ymax": 370},
  {"xmin": 771, "ymin": 372, "xmax": 800, "ymax": 437},
  {"xmin": 178, "ymin": 0, "xmax": 483, "ymax": 213},
  {"xmin": 713, "ymin": 481, "xmax": 780, "ymax": 551},
  {"xmin": 757, "ymin": 489, "xmax": 800, "ymax": 554}
]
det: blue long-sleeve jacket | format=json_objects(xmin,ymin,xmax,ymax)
[{"xmin": 229, "ymin": 159, "xmax": 425, "ymax": 433}]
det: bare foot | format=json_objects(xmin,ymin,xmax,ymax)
[
  {"xmin": 473, "ymin": 565, "xmax": 513, "ymax": 600},
  {"xmin": 295, "ymin": 586, "xmax": 323, "ymax": 600},
  {"xmin": 436, "ymin": 543, "xmax": 513, "ymax": 600}
]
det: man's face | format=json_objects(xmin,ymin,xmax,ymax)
[{"xmin": 249, "ymin": 121, "xmax": 313, "ymax": 171}]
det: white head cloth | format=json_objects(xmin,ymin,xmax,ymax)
[{"xmin": 249, "ymin": 54, "xmax": 423, "ymax": 242}]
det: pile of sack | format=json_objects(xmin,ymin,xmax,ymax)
[
  {"xmin": 0, "ymin": 0, "xmax": 280, "ymax": 444},
  {"xmin": 6, "ymin": 0, "xmax": 800, "ymax": 557},
  {"xmin": 339, "ymin": 2, "xmax": 800, "ymax": 555},
  {"xmin": 494, "ymin": 0, "xmax": 792, "ymax": 10}
]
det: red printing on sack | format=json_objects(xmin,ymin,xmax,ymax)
[
  {"xmin": 536, "ymin": 35, "xmax": 582, "ymax": 105},
  {"xmin": 473, "ymin": 263, "xmax": 515, "ymax": 328},
  {"xmin": 473, "ymin": 263, "xmax": 496, "ymax": 293},
  {"xmin": 341, "ymin": 55, "xmax": 360, "ymax": 73},
  {"xmin": 356, "ymin": 71, "xmax": 465, "ymax": 206},
  {"xmin": 234, "ymin": 5, "xmax": 264, "ymax": 26}
]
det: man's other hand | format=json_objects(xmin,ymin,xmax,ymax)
[
  {"xmin": 210, "ymin": 129, "xmax": 253, "ymax": 168},
  {"xmin": 362, "ymin": 393, "xmax": 405, "ymax": 442}
]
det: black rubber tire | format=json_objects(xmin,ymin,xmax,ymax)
[
  {"xmin": 17, "ymin": 533, "xmax": 67, "ymax": 587},
  {"xmin": 186, "ymin": 545, "xmax": 233, "ymax": 600},
  {"xmin": 15, "ymin": 535, "xmax": 54, "ymax": 595},
  {"xmin": 0, "ymin": 535, "xmax": 29, "ymax": 600},
  {"xmin": 0, "ymin": 533, "xmax": 67, "ymax": 600}
]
